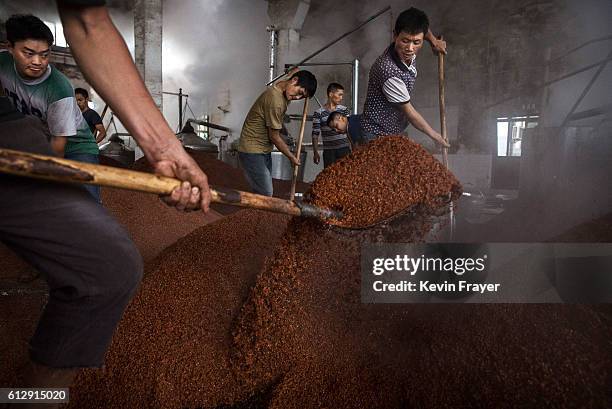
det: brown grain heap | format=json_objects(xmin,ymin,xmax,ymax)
[
  {"xmin": 307, "ymin": 135, "xmax": 462, "ymax": 228},
  {"xmin": 230, "ymin": 223, "xmax": 611, "ymax": 409},
  {"xmin": 102, "ymin": 187, "xmax": 223, "ymax": 263},
  {"xmin": 4, "ymin": 137, "xmax": 609, "ymax": 409},
  {"xmin": 66, "ymin": 210, "xmax": 291, "ymax": 409}
]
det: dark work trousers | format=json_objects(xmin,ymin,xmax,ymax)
[
  {"xmin": 63, "ymin": 152, "xmax": 102, "ymax": 203},
  {"xmin": 238, "ymin": 151, "xmax": 274, "ymax": 196},
  {"xmin": 0, "ymin": 115, "xmax": 143, "ymax": 368},
  {"xmin": 323, "ymin": 146, "xmax": 351, "ymax": 168}
]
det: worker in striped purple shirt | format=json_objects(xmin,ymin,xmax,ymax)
[{"xmin": 311, "ymin": 82, "xmax": 352, "ymax": 168}]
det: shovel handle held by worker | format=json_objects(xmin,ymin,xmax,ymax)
[
  {"xmin": 437, "ymin": 35, "xmax": 449, "ymax": 169},
  {"xmin": 289, "ymin": 97, "xmax": 310, "ymax": 201},
  {"xmin": 0, "ymin": 148, "xmax": 343, "ymax": 221}
]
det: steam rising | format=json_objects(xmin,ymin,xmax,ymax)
[{"xmin": 162, "ymin": 0, "xmax": 269, "ymax": 139}]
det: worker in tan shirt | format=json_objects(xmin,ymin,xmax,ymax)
[{"xmin": 238, "ymin": 70, "xmax": 317, "ymax": 196}]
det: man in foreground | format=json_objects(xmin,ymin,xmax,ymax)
[{"xmin": 1, "ymin": 1, "xmax": 211, "ymax": 404}]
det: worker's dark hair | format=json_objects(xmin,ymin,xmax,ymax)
[
  {"xmin": 290, "ymin": 70, "xmax": 317, "ymax": 98},
  {"xmin": 394, "ymin": 7, "xmax": 429, "ymax": 36},
  {"xmin": 327, "ymin": 82, "xmax": 344, "ymax": 95},
  {"xmin": 326, "ymin": 110, "xmax": 347, "ymax": 127},
  {"xmin": 6, "ymin": 14, "xmax": 54, "ymax": 46},
  {"xmin": 74, "ymin": 87, "xmax": 89, "ymax": 99}
]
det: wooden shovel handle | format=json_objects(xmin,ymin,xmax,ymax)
[
  {"xmin": 437, "ymin": 35, "xmax": 449, "ymax": 169},
  {"xmin": 0, "ymin": 148, "xmax": 342, "ymax": 220},
  {"xmin": 290, "ymin": 97, "xmax": 310, "ymax": 200},
  {"xmin": 0, "ymin": 148, "xmax": 179, "ymax": 193}
]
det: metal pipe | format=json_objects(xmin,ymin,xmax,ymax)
[
  {"xmin": 274, "ymin": 143, "xmax": 343, "ymax": 151},
  {"xmin": 178, "ymin": 88, "xmax": 183, "ymax": 130},
  {"xmin": 561, "ymin": 48, "xmax": 612, "ymax": 128},
  {"xmin": 267, "ymin": 25, "xmax": 277, "ymax": 82},
  {"xmin": 485, "ymin": 55, "xmax": 612, "ymax": 109},
  {"xmin": 287, "ymin": 114, "xmax": 314, "ymax": 121},
  {"xmin": 313, "ymin": 95, "xmax": 324, "ymax": 109},
  {"xmin": 186, "ymin": 118, "xmax": 231, "ymax": 133},
  {"xmin": 285, "ymin": 62, "xmax": 354, "ymax": 67},
  {"xmin": 566, "ymin": 104, "xmax": 612, "ymax": 121},
  {"xmin": 548, "ymin": 34, "xmax": 612, "ymax": 65},
  {"xmin": 100, "ymin": 104, "xmax": 109, "ymax": 121},
  {"xmin": 266, "ymin": 5, "xmax": 391, "ymax": 85},
  {"xmin": 203, "ymin": 114, "xmax": 210, "ymax": 139},
  {"xmin": 163, "ymin": 89, "xmax": 190, "ymax": 130},
  {"xmin": 540, "ymin": 47, "xmax": 552, "ymax": 112},
  {"xmin": 352, "ymin": 59, "xmax": 359, "ymax": 115}
]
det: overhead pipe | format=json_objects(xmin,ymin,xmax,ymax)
[
  {"xmin": 186, "ymin": 118, "xmax": 231, "ymax": 133},
  {"xmin": 560, "ymin": 48, "xmax": 612, "ymax": 128},
  {"xmin": 267, "ymin": 5, "xmax": 391, "ymax": 85},
  {"xmin": 485, "ymin": 55, "xmax": 612, "ymax": 109},
  {"xmin": 266, "ymin": 25, "xmax": 278, "ymax": 82},
  {"xmin": 352, "ymin": 58, "xmax": 359, "ymax": 115},
  {"xmin": 163, "ymin": 89, "xmax": 189, "ymax": 130}
]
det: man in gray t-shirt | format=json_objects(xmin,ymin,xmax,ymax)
[
  {"xmin": 0, "ymin": 15, "xmax": 102, "ymax": 200},
  {"xmin": 312, "ymin": 82, "xmax": 352, "ymax": 168}
]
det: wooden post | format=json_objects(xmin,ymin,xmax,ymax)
[{"xmin": 290, "ymin": 97, "xmax": 309, "ymax": 201}]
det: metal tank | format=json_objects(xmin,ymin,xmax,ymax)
[
  {"xmin": 180, "ymin": 132, "xmax": 219, "ymax": 154},
  {"xmin": 271, "ymin": 150, "xmax": 307, "ymax": 181},
  {"xmin": 177, "ymin": 122, "xmax": 218, "ymax": 153},
  {"xmin": 99, "ymin": 133, "xmax": 135, "ymax": 168}
]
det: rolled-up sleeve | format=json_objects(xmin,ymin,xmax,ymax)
[
  {"xmin": 46, "ymin": 97, "xmax": 80, "ymax": 136},
  {"xmin": 382, "ymin": 77, "xmax": 410, "ymax": 104}
]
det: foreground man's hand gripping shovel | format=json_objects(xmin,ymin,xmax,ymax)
[{"xmin": 0, "ymin": 148, "xmax": 343, "ymax": 222}]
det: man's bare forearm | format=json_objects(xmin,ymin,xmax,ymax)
[
  {"xmin": 425, "ymin": 29, "xmax": 437, "ymax": 44},
  {"xmin": 402, "ymin": 102, "xmax": 449, "ymax": 147},
  {"xmin": 50, "ymin": 136, "xmax": 68, "ymax": 156},
  {"xmin": 58, "ymin": 4, "xmax": 174, "ymax": 162},
  {"xmin": 312, "ymin": 136, "xmax": 319, "ymax": 153},
  {"xmin": 269, "ymin": 129, "xmax": 295, "ymax": 160},
  {"xmin": 94, "ymin": 124, "xmax": 106, "ymax": 143},
  {"xmin": 402, "ymin": 102, "xmax": 437, "ymax": 138},
  {"xmin": 425, "ymin": 28, "xmax": 446, "ymax": 54}
]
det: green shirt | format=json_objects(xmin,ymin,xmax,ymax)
[
  {"xmin": 238, "ymin": 85, "xmax": 288, "ymax": 154},
  {"xmin": 0, "ymin": 51, "xmax": 99, "ymax": 155}
]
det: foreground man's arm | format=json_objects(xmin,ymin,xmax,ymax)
[{"xmin": 57, "ymin": 2, "xmax": 211, "ymax": 212}]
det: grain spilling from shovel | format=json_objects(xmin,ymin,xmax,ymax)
[{"xmin": 307, "ymin": 135, "xmax": 462, "ymax": 228}]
